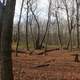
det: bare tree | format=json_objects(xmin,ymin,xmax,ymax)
[
  {"xmin": 62, "ymin": 0, "xmax": 73, "ymax": 50},
  {"xmin": 29, "ymin": 15, "xmax": 36, "ymax": 48},
  {"xmin": 30, "ymin": 3, "xmax": 41, "ymax": 49},
  {"xmin": 16, "ymin": 0, "xmax": 24, "ymax": 56},
  {"xmin": 55, "ymin": 11, "xmax": 63, "ymax": 49},
  {"xmin": 76, "ymin": 0, "xmax": 80, "ymax": 48},
  {"xmin": 25, "ymin": 0, "xmax": 32, "ymax": 50},
  {"xmin": 39, "ymin": 0, "xmax": 52, "ymax": 49}
]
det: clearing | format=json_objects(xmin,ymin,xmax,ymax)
[{"xmin": 13, "ymin": 50, "xmax": 80, "ymax": 80}]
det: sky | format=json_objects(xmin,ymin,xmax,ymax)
[{"xmin": 14, "ymin": 0, "xmax": 48, "ymax": 22}]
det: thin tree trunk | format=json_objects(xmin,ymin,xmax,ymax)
[
  {"xmin": 26, "ymin": 1, "xmax": 29, "ymax": 50},
  {"xmin": 30, "ymin": 7, "xmax": 40, "ymax": 49},
  {"xmin": 39, "ymin": 0, "xmax": 51, "ymax": 49},
  {"xmin": 76, "ymin": 0, "xmax": 80, "ymax": 48},
  {"xmin": 62, "ymin": 0, "xmax": 73, "ymax": 50},
  {"xmin": 44, "ymin": 27, "xmax": 50, "ymax": 55},
  {"xmin": 16, "ymin": 0, "xmax": 24, "ymax": 56},
  {"xmin": 55, "ymin": 12, "xmax": 63, "ymax": 49},
  {"xmin": 29, "ymin": 19, "xmax": 36, "ymax": 48}
]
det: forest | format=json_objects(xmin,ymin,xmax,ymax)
[{"xmin": 0, "ymin": 0, "xmax": 80, "ymax": 80}]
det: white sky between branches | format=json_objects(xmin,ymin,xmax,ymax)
[{"xmin": 14, "ymin": 0, "xmax": 48, "ymax": 22}]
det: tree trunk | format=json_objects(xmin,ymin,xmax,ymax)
[
  {"xmin": 16, "ymin": 0, "xmax": 24, "ymax": 56},
  {"xmin": 76, "ymin": 0, "xmax": 80, "ymax": 48},
  {"xmin": 55, "ymin": 12, "xmax": 63, "ymax": 49},
  {"xmin": 29, "ymin": 17, "xmax": 36, "ymax": 48},
  {"xmin": 0, "ymin": 1, "xmax": 5, "ymax": 80},
  {"xmin": 1, "ymin": 0, "xmax": 16, "ymax": 79},
  {"xmin": 26, "ymin": 1, "xmax": 29, "ymax": 50},
  {"xmin": 39, "ymin": 0, "xmax": 51, "ymax": 49},
  {"xmin": 30, "ymin": 7, "xmax": 40, "ymax": 49}
]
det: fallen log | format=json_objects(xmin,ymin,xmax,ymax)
[
  {"xmin": 12, "ymin": 48, "xmax": 60, "ymax": 55},
  {"xmin": 12, "ymin": 49, "xmax": 26, "ymax": 53},
  {"xmin": 38, "ymin": 48, "xmax": 60, "ymax": 55},
  {"xmin": 31, "ymin": 63, "xmax": 49, "ymax": 68}
]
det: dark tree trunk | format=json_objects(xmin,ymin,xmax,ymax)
[
  {"xmin": 26, "ymin": 0, "xmax": 29, "ymax": 50},
  {"xmin": 0, "ymin": 1, "xmax": 5, "ymax": 79},
  {"xmin": 76, "ymin": 0, "xmax": 80, "ymax": 48},
  {"xmin": 1, "ymin": 0, "xmax": 16, "ymax": 80}
]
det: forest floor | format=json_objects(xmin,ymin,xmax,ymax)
[{"xmin": 12, "ymin": 49, "xmax": 80, "ymax": 80}]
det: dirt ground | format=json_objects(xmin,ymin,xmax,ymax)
[{"xmin": 12, "ymin": 50, "xmax": 80, "ymax": 80}]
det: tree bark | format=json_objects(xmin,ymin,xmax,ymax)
[
  {"xmin": 1, "ymin": 0, "xmax": 16, "ymax": 79},
  {"xmin": 76, "ymin": 0, "xmax": 80, "ymax": 48}
]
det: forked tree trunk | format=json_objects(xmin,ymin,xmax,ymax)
[
  {"xmin": 62, "ymin": 0, "xmax": 73, "ymax": 50},
  {"xmin": 30, "ymin": 7, "xmax": 40, "ymax": 49}
]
